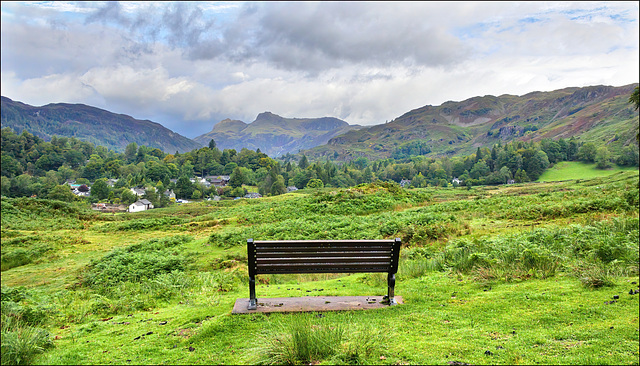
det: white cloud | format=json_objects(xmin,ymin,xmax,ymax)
[{"xmin": 1, "ymin": 1, "xmax": 638, "ymax": 139}]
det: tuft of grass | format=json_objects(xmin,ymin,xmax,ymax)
[
  {"xmin": 251, "ymin": 314, "xmax": 345, "ymax": 365},
  {"xmin": 0, "ymin": 318, "xmax": 53, "ymax": 366},
  {"xmin": 249, "ymin": 314, "xmax": 386, "ymax": 365}
]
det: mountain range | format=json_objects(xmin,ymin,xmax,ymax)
[
  {"xmin": 305, "ymin": 83, "xmax": 639, "ymax": 160},
  {"xmin": 192, "ymin": 112, "xmax": 361, "ymax": 157},
  {"xmin": 0, "ymin": 97, "xmax": 201, "ymax": 153},
  {"xmin": 1, "ymin": 83, "xmax": 638, "ymax": 159}
]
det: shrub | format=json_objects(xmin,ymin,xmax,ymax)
[
  {"xmin": 83, "ymin": 235, "xmax": 193, "ymax": 288},
  {"xmin": 1, "ymin": 286, "xmax": 55, "ymax": 365}
]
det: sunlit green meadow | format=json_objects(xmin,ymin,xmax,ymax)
[
  {"xmin": 2, "ymin": 172, "xmax": 638, "ymax": 365},
  {"xmin": 537, "ymin": 161, "xmax": 638, "ymax": 182}
]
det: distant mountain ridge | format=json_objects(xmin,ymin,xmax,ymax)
[
  {"xmin": 2, "ymin": 83, "xmax": 637, "ymax": 160},
  {"xmin": 304, "ymin": 83, "xmax": 639, "ymax": 160},
  {"xmin": 0, "ymin": 97, "xmax": 202, "ymax": 153},
  {"xmin": 193, "ymin": 112, "xmax": 362, "ymax": 157}
]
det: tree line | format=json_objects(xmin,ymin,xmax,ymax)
[{"xmin": 1, "ymin": 126, "xmax": 638, "ymax": 206}]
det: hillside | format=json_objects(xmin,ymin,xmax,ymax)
[
  {"xmin": 0, "ymin": 97, "xmax": 202, "ymax": 153},
  {"xmin": 303, "ymin": 83, "xmax": 639, "ymax": 161},
  {"xmin": 194, "ymin": 112, "xmax": 362, "ymax": 157},
  {"xmin": 1, "ymin": 173, "xmax": 638, "ymax": 365}
]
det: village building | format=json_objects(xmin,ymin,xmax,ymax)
[
  {"xmin": 164, "ymin": 189, "xmax": 176, "ymax": 200},
  {"xmin": 287, "ymin": 186, "xmax": 298, "ymax": 193},
  {"xmin": 244, "ymin": 192, "xmax": 262, "ymax": 199},
  {"xmin": 399, "ymin": 179, "xmax": 411, "ymax": 188},
  {"xmin": 205, "ymin": 175, "xmax": 231, "ymax": 188},
  {"xmin": 128, "ymin": 199, "xmax": 154, "ymax": 212},
  {"xmin": 92, "ymin": 203, "xmax": 128, "ymax": 212},
  {"xmin": 130, "ymin": 187, "xmax": 146, "ymax": 197}
]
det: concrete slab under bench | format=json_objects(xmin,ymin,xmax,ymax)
[{"xmin": 232, "ymin": 295, "xmax": 403, "ymax": 314}]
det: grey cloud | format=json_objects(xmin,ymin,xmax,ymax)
[
  {"xmin": 223, "ymin": 2, "xmax": 470, "ymax": 72},
  {"xmin": 83, "ymin": 2, "xmax": 470, "ymax": 73}
]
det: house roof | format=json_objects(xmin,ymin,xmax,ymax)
[{"xmin": 139, "ymin": 199, "xmax": 152, "ymax": 205}]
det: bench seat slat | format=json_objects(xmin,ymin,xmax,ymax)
[
  {"xmin": 257, "ymin": 257, "xmax": 392, "ymax": 264},
  {"xmin": 255, "ymin": 251, "xmax": 392, "ymax": 258},
  {"xmin": 255, "ymin": 246, "xmax": 392, "ymax": 252},
  {"xmin": 253, "ymin": 240, "xmax": 395, "ymax": 244},
  {"xmin": 256, "ymin": 262, "xmax": 392, "ymax": 270},
  {"xmin": 256, "ymin": 266, "xmax": 391, "ymax": 274}
]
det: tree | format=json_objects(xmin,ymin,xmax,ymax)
[
  {"xmin": 48, "ymin": 185, "xmax": 75, "ymax": 202},
  {"xmin": 298, "ymin": 155, "xmax": 309, "ymax": 170},
  {"xmin": 1, "ymin": 155, "xmax": 22, "ymax": 178},
  {"xmin": 91, "ymin": 178, "xmax": 110, "ymax": 200},
  {"xmin": 630, "ymin": 86, "xmax": 639, "ymax": 110},
  {"xmin": 229, "ymin": 167, "xmax": 245, "ymax": 188},
  {"xmin": 145, "ymin": 162, "xmax": 170, "ymax": 183},
  {"xmin": 514, "ymin": 169, "xmax": 529, "ymax": 183},
  {"xmin": 175, "ymin": 176, "xmax": 194, "ymax": 199},
  {"xmin": 231, "ymin": 186, "xmax": 246, "ymax": 198},
  {"xmin": 631, "ymin": 86, "xmax": 640, "ymax": 143},
  {"xmin": 469, "ymin": 160, "xmax": 490, "ymax": 179},
  {"xmin": 292, "ymin": 169, "xmax": 317, "ymax": 189},
  {"xmin": 524, "ymin": 151, "xmax": 550, "ymax": 181},
  {"xmin": 83, "ymin": 154, "xmax": 104, "ymax": 180},
  {"xmin": 595, "ymin": 146, "xmax": 612, "ymax": 169},
  {"xmin": 120, "ymin": 189, "xmax": 137, "ymax": 205},
  {"xmin": 306, "ymin": 178, "xmax": 324, "ymax": 189},
  {"xmin": 411, "ymin": 172, "xmax": 426, "ymax": 188},
  {"xmin": 499, "ymin": 166, "xmax": 512, "ymax": 184},
  {"xmin": 616, "ymin": 145, "xmax": 639, "ymax": 167},
  {"xmin": 124, "ymin": 142, "xmax": 138, "ymax": 164},
  {"xmin": 577, "ymin": 142, "xmax": 597, "ymax": 163},
  {"xmin": 270, "ymin": 176, "xmax": 286, "ymax": 196}
]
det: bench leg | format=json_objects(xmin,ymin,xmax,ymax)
[
  {"xmin": 387, "ymin": 273, "xmax": 398, "ymax": 306},
  {"xmin": 248, "ymin": 276, "xmax": 257, "ymax": 310}
]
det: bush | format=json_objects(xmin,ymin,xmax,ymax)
[
  {"xmin": 83, "ymin": 235, "xmax": 193, "ymax": 288},
  {"xmin": 424, "ymin": 218, "xmax": 638, "ymax": 282},
  {"xmin": 1, "ymin": 286, "xmax": 55, "ymax": 365},
  {"xmin": 94, "ymin": 216, "xmax": 185, "ymax": 232}
]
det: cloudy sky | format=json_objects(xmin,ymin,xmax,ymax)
[{"xmin": 1, "ymin": 1, "xmax": 638, "ymax": 138}]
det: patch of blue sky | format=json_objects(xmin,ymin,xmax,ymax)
[
  {"xmin": 559, "ymin": 5, "xmax": 636, "ymax": 23},
  {"xmin": 518, "ymin": 16, "xmax": 543, "ymax": 24},
  {"xmin": 451, "ymin": 21, "xmax": 501, "ymax": 40}
]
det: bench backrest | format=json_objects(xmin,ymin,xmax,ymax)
[{"xmin": 247, "ymin": 239, "xmax": 401, "ymax": 276}]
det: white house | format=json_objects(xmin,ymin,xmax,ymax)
[
  {"xmin": 128, "ymin": 199, "xmax": 154, "ymax": 212},
  {"xmin": 130, "ymin": 187, "xmax": 146, "ymax": 197},
  {"xmin": 164, "ymin": 189, "xmax": 176, "ymax": 200}
]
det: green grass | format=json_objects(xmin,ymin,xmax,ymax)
[
  {"xmin": 1, "ymin": 172, "xmax": 638, "ymax": 365},
  {"xmin": 537, "ymin": 161, "xmax": 638, "ymax": 182}
]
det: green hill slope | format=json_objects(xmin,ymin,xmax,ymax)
[
  {"xmin": 0, "ymin": 97, "xmax": 202, "ymax": 153},
  {"xmin": 304, "ymin": 83, "xmax": 639, "ymax": 161}
]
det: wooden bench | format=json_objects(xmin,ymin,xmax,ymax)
[{"xmin": 246, "ymin": 238, "xmax": 401, "ymax": 310}]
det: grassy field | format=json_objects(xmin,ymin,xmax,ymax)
[
  {"xmin": 1, "ymin": 172, "xmax": 638, "ymax": 365},
  {"xmin": 537, "ymin": 161, "xmax": 638, "ymax": 182}
]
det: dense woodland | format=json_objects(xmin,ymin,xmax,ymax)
[{"xmin": 1, "ymin": 126, "xmax": 638, "ymax": 207}]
